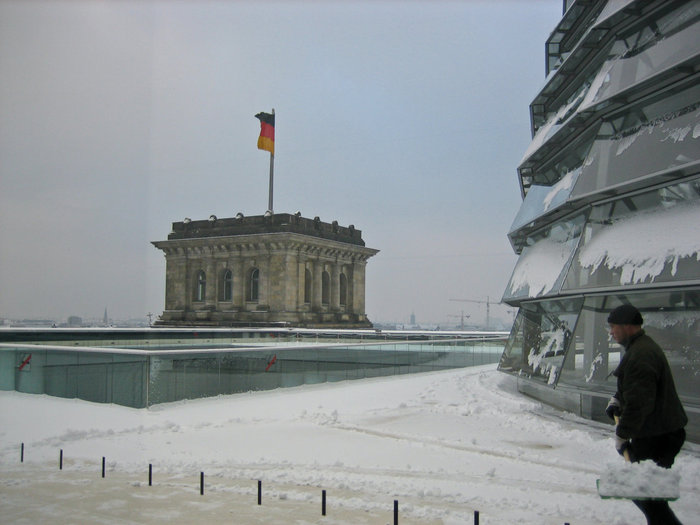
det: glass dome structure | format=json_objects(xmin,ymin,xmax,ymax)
[{"xmin": 499, "ymin": 0, "xmax": 700, "ymax": 441}]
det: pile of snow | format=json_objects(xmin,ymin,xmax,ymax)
[
  {"xmin": 1, "ymin": 365, "xmax": 699, "ymax": 524},
  {"xmin": 598, "ymin": 461, "xmax": 680, "ymax": 500}
]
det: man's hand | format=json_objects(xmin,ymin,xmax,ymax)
[
  {"xmin": 614, "ymin": 431, "xmax": 632, "ymax": 462},
  {"xmin": 614, "ymin": 434, "xmax": 629, "ymax": 455},
  {"xmin": 605, "ymin": 397, "xmax": 621, "ymax": 420}
]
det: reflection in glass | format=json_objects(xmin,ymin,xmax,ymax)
[
  {"xmin": 499, "ymin": 298, "xmax": 582, "ymax": 386},
  {"xmin": 558, "ymin": 292, "xmax": 700, "ymax": 411}
]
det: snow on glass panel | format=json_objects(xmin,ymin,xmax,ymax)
[
  {"xmin": 520, "ymin": 80, "xmax": 592, "ymax": 166},
  {"xmin": 498, "ymin": 298, "xmax": 582, "ymax": 386},
  {"xmin": 566, "ymin": 179, "xmax": 700, "ymax": 290},
  {"xmin": 573, "ymin": 85, "xmax": 700, "ymax": 199},
  {"xmin": 581, "ymin": 3, "xmax": 700, "ymax": 113},
  {"xmin": 504, "ymin": 214, "xmax": 585, "ymax": 301},
  {"xmin": 509, "ymin": 168, "xmax": 580, "ymax": 234}
]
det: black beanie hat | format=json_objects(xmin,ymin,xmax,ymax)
[{"xmin": 607, "ymin": 304, "xmax": 643, "ymax": 325}]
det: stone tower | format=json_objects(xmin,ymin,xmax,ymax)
[{"xmin": 152, "ymin": 212, "xmax": 379, "ymax": 328}]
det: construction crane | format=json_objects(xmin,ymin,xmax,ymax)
[
  {"xmin": 447, "ymin": 311, "xmax": 470, "ymax": 330},
  {"xmin": 449, "ymin": 296, "xmax": 495, "ymax": 330}
]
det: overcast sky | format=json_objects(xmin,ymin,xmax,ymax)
[{"xmin": 0, "ymin": 0, "xmax": 562, "ymax": 327}]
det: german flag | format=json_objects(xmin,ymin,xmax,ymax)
[{"xmin": 255, "ymin": 111, "xmax": 275, "ymax": 154}]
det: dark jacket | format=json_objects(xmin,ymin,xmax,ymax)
[{"xmin": 613, "ymin": 330, "xmax": 687, "ymax": 440}]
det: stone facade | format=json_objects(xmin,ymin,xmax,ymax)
[{"xmin": 152, "ymin": 213, "xmax": 379, "ymax": 328}]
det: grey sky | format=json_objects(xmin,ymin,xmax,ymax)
[{"xmin": 0, "ymin": 0, "xmax": 562, "ymax": 326}]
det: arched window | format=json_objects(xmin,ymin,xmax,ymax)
[
  {"xmin": 195, "ymin": 270, "xmax": 206, "ymax": 302},
  {"xmin": 221, "ymin": 269, "xmax": 233, "ymax": 301},
  {"xmin": 321, "ymin": 271, "xmax": 330, "ymax": 305},
  {"xmin": 304, "ymin": 268, "xmax": 312, "ymax": 304},
  {"xmin": 247, "ymin": 268, "xmax": 259, "ymax": 302},
  {"xmin": 339, "ymin": 273, "xmax": 347, "ymax": 307}
]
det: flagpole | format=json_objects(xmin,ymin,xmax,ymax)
[
  {"xmin": 268, "ymin": 153, "xmax": 274, "ymax": 213},
  {"xmin": 268, "ymin": 108, "xmax": 275, "ymax": 213}
]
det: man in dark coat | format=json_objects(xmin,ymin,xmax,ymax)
[{"xmin": 605, "ymin": 304, "xmax": 688, "ymax": 525}]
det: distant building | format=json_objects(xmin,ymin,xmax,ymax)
[
  {"xmin": 152, "ymin": 212, "xmax": 379, "ymax": 328},
  {"xmin": 67, "ymin": 316, "xmax": 82, "ymax": 327},
  {"xmin": 499, "ymin": 0, "xmax": 700, "ymax": 441},
  {"xmin": 8, "ymin": 319, "xmax": 55, "ymax": 328}
]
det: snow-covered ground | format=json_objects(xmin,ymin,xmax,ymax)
[{"xmin": 1, "ymin": 365, "xmax": 699, "ymax": 524}]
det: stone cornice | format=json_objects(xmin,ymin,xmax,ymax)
[
  {"xmin": 152, "ymin": 232, "xmax": 379, "ymax": 262},
  {"xmin": 166, "ymin": 213, "xmax": 367, "ymax": 247}
]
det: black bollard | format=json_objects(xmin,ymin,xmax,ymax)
[
  {"xmin": 322, "ymin": 489, "xmax": 326, "ymax": 516},
  {"xmin": 474, "ymin": 510, "xmax": 479, "ymax": 525},
  {"xmin": 257, "ymin": 480, "xmax": 262, "ymax": 505},
  {"xmin": 59, "ymin": 449, "xmax": 63, "ymax": 470},
  {"xmin": 20, "ymin": 443, "xmax": 24, "ymax": 463},
  {"xmin": 393, "ymin": 499, "xmax": 398, "ymax": 525},
  {"xmin": 102, "ymin": 457, "xmax": 106, "ymax": 478},
  {"xmin": 200, "ymin": 472, "xmax": 204, "ymax": 495},
  {"xmin": 149, "ymin": 464, "xmax": 152, "ymax": 486}
]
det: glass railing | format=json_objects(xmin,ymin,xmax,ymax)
[{"xmin": 0, "ymin": 331, "xmax": 507, "ymax": 408}]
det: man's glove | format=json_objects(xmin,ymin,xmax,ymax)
[
  {"xmin": 605, "ymin": 397, "xmax": 621, "ymax": 420},
  {"xmin": 615, "ymin": 434, "xmax": 628, "ymax": 452}
]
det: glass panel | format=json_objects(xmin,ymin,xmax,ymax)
[
  {"xmin": 498, "ymin": 298, "xmax": 583, "ymax": 386},
  {"xmin": 111, "ymin": 361, "xmax": 146, "ymax": 408},
  {"xmin": 504, "ymin": 213, "xmax": 586, "ymax": 301},
  {"xmin": 520, "ymin": 124, "xmax": 597, "ymax": 191},
  {"xmin": 0, "ymin": 351, "xmax": 15, "ymax": 390},
  {"xmin": 249, "ymin": 268, "xmax": 259, "ymax": 302},
  {"xmin": 580, "ymin": 22, "xmax": 700, "ymax": 112},
  {"xmin": 510, "ymin": 167, "xmax": 580, "ymax": 233},
  {"xmin": 573, "ymin": 85, "xmax": 700, "ymax": 199},
  {"xmin": 521, "ymin": 82, "xmax": 592, "ymax": 166},
  {"xmin": 589, "ymin": 0, "xmax": 700, "ymax": 105},
  {"xmin": 222, "ymin": 270, "xmax": 233, "ymax": 301},
  {"xmin": 594, "ymin": 0, "xmax": 637, "ymax": 26},
  {"xmin": 558, "ymin": 291, "xmax": 700, "ymax": 412},
  {"xmin": 196, "ymin": 271, "xmax": 206, "ymax": 301},
  {"xmin": 565, "ymin": 179, "xmax": 700, "ymax": 290},
  {"xmin": 1, "ymin": 335, "xmax": 507, "ymax": 408},
  {"xmin": 529, "ymin": 5, "xmax": 700, "ymax": 189}
]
